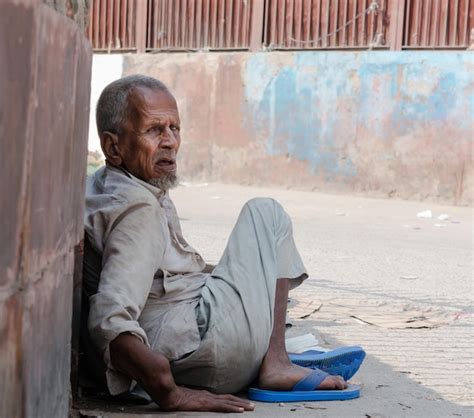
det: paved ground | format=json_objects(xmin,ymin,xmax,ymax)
[{"xmin": 79, "ymin": 183, "xmax": 473, "ymax": 418}]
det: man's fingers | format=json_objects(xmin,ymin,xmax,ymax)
[
  {"xmin": 225, "ymin": 400, "xmax": 255, "ymax": 411},
  {"xmin": 209, "ymin": 399, "xmax": 252, "ymax": 413},
  {"xmin": 213, "ymin": 394, "xmax": 255, "ymax": 410}
]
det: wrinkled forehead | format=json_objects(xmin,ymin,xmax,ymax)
[{"xmin": 125, "ymin": 86, "xmax": 179, "ymax": 126}]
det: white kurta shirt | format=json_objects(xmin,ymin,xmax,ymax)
[{"xmin": 85, "ymin": 164, "xmax": 208, "ymax": 394}]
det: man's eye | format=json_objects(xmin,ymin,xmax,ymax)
[
  {"xmin": 170, "ymin": 125, "xmax": 180, "ymax": 131},
  {"xmin": 147, "ymin": 126, "xmax": 160, "ymax": 134}
]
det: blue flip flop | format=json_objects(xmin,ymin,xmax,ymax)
[
  {"xmin": 289, "ymin": 346, "xmax": 366, "ymax": 381},
  {"xmin": 248, "ymin": 369, "xmax": 360, "ymax": 402}
]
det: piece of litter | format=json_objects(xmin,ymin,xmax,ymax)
[
  {"xmin": 434, "ymin": 223, "xmax": 447, "ymax": 228},
  {"xmin": 288, "ymin": 299, "xmax": 323, "ymax": 320},
  {"xmin": 179, "ymin": 182, "xmax": 209, "ymax": 187},
  {"xmin": 403, "ymin": 225, "xmax": 421, "ymax": 230},
  {"xmin": 400, "ymin": 276, "xmax": 418, "ymax": 280},
  {"xmin": 304, "ymin": 405, "xmax": 327, "ymax": 410},
  {"xmin": 417, "ymin": 210, "xmax": 432, "ymax": 219},
  {"xmin": 278, "ymin": 403, "xmax": 285, "ymax": 407},
  {"xmin": 286, "ymin": 333, "xmax": 325, "ymax": 354},
  {"xmin": 437, "ymin": 214, "xmax": 449, "ymax": 220}
]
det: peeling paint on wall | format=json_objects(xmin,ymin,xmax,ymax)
[{"xmin": 124, "ymin": 51, "xmax": 473, "ymax": 205}]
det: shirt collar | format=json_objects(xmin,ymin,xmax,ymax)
[{"xmin": 106, "ymin": 162, "xmax": 168, "ymax": 201}]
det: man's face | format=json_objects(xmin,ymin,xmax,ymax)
[{"xmin": 119, "ymin": 87, "xmax": 181, "ymax": 187}]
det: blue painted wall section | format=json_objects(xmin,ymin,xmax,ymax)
[
  {"xmin": 243, "ymin": 52, "xmax": 472, "ymax": 203},
  {"xmin": 126, "ymin": 51, "xmax": 473, "ymax": 204}
]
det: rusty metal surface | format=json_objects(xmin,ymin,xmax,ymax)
[
  {"xmin": 146, "ymin": 0, "xmax": 254, "ymax": 50},
  {"xmin": 264, "ymin": 0, "xmax": 389, "ymax": 49},
  {"xmin": 403, "ymin": 0, "xmax": 473, "ymax": 48},
  {"xmin": 87, "ymin": 0, "xmax": 138, "ymax": 51},
  {"xmin": 0, "ymin": 2, "xmax": 33, "ymax": 291},
  {"xmin": 0, "ymin": 1, "xmax": 92, "ymax": 417},
  {"xmin": 0, "ymin": 294, "xmax": 24, "ymax": 418},
  {"xmin": 86, "ymin": 0, "xmax": 474, "ymax": 51},
  {"xmin": 22, "ymin": 253, "xmax": 75, "ymax": 418},
  {"xmin": 43, "ymin": 0, "xmax": 91, "ymax": 30}
]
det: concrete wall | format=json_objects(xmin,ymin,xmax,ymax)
[
  {"xmin": 0, "ymin": 1, "xmax": 91, "ymax": 417},
  {"xmin": 124, "ymin": 51, "xmax": 473, "ymax": 205}
]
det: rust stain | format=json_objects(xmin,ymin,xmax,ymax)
[{"xmin": 0, "ymin": 0, "xmax": 92, "ymax": 415}]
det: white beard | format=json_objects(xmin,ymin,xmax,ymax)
[{"xmin": 147, "ymin": 173, "xmax": 179, "ymax": 191}]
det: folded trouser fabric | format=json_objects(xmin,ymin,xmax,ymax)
[{"xmin": 169, "ymin": 198, "xmax": 308, "ymax": 393}]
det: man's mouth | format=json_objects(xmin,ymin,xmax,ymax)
[{"xmin": 156, "ymin": 158, "xmax": 176, "ymax": 170}]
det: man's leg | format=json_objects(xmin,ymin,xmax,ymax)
[
  {"xmin": 258, "ymin": 278, "xmax": 347, "ymax": 390},
  {"xmin": 173, "ymin": 198, "xmax": 348, "ymax": 393}
]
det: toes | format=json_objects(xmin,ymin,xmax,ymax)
[
  {"xmin": 335, "ymin": 376, "xmax": 347, "ymax": 389},
  {"xmin": 319, "ymin": 375, "xmax": 347, "ymax": 390}
]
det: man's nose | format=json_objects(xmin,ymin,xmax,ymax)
[{"xmin": 160, "ymin": 127, "xmax": 179, "ymax": 149}]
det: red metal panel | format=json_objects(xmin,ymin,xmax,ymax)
[
  {"xmin": 225, "ymin": 0, "xmax": 233, "ymax": 48},
  {"xmin": 233, "ymin": 0, "xmax": 241, "ymax": 45},
  {"xmin": 86, "ymin": 0, "xmax": 473, "ymax": 52},
  {"xmin": 189, "ymin": 0, "xmax": 196, "ymax": 48},
  {"xmin": 423, "ymin": 0, "xmax": 432, "ymax": 46},
  {"xmin": 87, "ymin": 0, "xmax": 139, "ymax": 51},
  {"xmin": 302, "ymin": 0, "xmax": 311, "ymax": 44},
  {"xmin": 342, "ymin": 0, "xmax": 349, "ymax": 45},
  {"xmin": 217, "ymin": 0, "xmax": 225, "ymax": 47},
  {"xmin": 332, "ymin": 0, "xmax": 339, "ymax": 47},
  {"xmin": 242, "ymin": 0, "xmax": 250, "ymax": 46},
  {"xmin": 131, "ymin": 0, "xmax": 253, "ymax": 51},
  {"xmin": 276, "ymin": 0, "xmax": 285, "ymax": 45},
  {"xmin": 263, "ymin": 0, "xmax": 390, "ymax": 50},
  {"xmin": 451, "ymin": 0, "xmax": 460, "ymax": 45},
  {"xmin": 285, "ymin": 0, "xmax": 294, "ymax": 47},
  {"xmin": 312, "ymin": 0, "xmax": 321, "ymax": 47},
  {"xmin": 202, "ymin": 0, "xmax": 210, "ymax": 47},
  {"xmin": 322, "ymin": 0, "xmax": 330, "ymax": 47},
  {"xmin": 403, "ymin": 0, "xmax": 473, "ymax": 48},
  {"xmin": 120, "ymin": 0, "xmax": 127, "ymax": 47}
]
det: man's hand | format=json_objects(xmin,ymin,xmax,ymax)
[
  {"xmin": 160, "ymin": 386, "xmax": 255, "ymax": 412},
  {"xmin": 110, "ymin": 333, "xmax": 255, "ymax": 413}
]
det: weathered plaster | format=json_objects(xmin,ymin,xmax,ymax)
[{"xmin": 124, "ymin": 51, "xmax": 473, "ymax": 205}]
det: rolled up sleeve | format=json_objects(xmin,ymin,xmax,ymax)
[{"xmin": 88, "ymin": 201, "xmax": 166, "ymax": 394}]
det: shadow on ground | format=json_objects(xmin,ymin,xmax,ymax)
[{"xmin": 74, "ymin": 318, "xmax": 470, "ymax": 418}]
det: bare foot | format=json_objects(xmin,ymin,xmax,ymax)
[{"xmin": 258, "ymin": 355, "xmax": 347, "ymax": 391}]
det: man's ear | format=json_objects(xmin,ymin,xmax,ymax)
[{"xmin": 101, "ymin": 131, "xmax": 123, "ymax": 166}]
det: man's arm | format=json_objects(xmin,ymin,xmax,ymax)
[
  {"xmin": 110, "ymin": 333, "xmax": 255, "ymax": 412},
  {"xmin": 89, "ymin": 201, "xmax": 254, "ymax": 413}
]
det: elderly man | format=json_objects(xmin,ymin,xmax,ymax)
[{"xmin": 83, "ymin": 75, "xmax": 357, "ymax": 413}]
